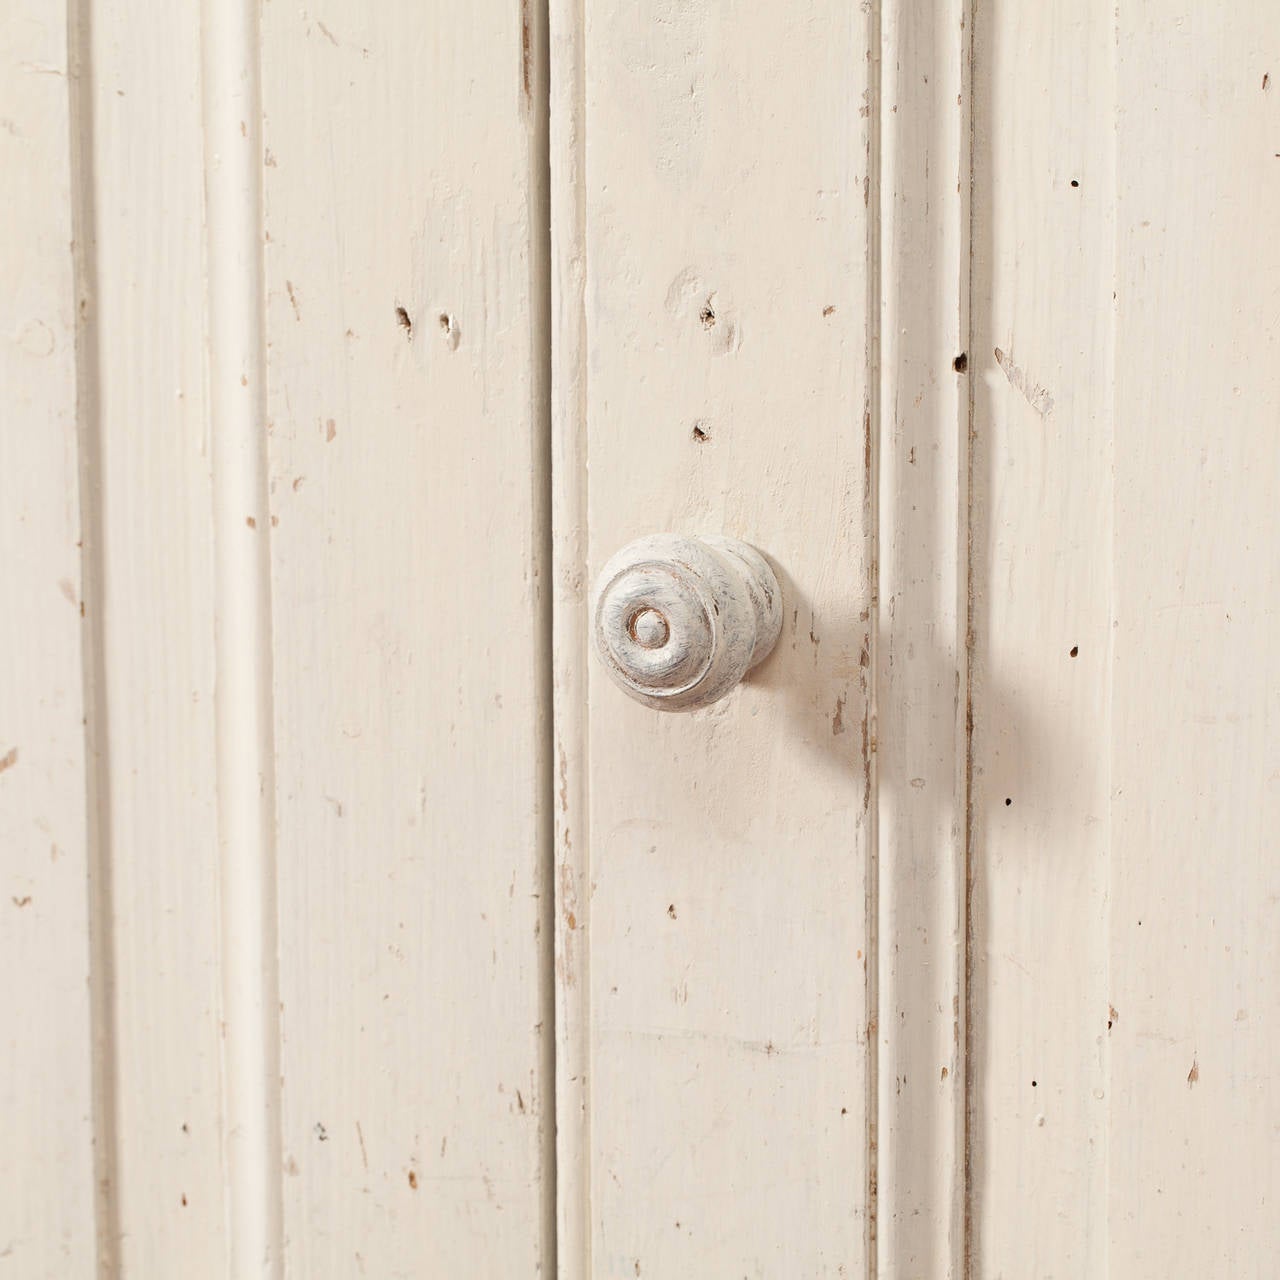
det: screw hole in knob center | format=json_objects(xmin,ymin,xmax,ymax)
[
  {"xmin": 591, "ymin": 533, "xmax": 782, "ymax": 711},
  {"xmin": 628, "ymin": 607, "xmax": 670, "ymax": 649}
]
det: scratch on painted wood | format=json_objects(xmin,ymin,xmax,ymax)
[{"xmin": 994, "ymin": 346, "xmax": 1054, "ymax": 417}]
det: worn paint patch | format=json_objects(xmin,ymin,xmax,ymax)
[{"xmin": 994, "ymin": 346, "xmax": 1054, "ymax": 417}]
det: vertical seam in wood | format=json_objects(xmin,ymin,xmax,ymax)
[
  {"xmin": 960, "ymin": 0, "xmax": 978, "ymax": 1270},
  {"xmin": 67, "ymin": 1, "xmax": 121, "ymax": 1272},
  {"xmin": 865, "ymin": 0, "xmax": 883, "ymax": 1274},
  {"xmin": 1101, "ymin": 9, "xmax": 1120, "ymax": 1272},
  {"xmin": 201, "ymin": 0, "xmax": 284, "ymax": 1273},
  {"xmin": 550, "ymin": 0, "xmax": 591, "ymax": 1269},
  {"xmin": 530, "ymin": 0, "xmax": 558, "ymax": 1271}
]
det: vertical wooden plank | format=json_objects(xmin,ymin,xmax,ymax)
[
  {"xmin": 1108, "ymin": 4, "xmax": 1280, "ymax": 1270},
  {"xmin": 563, "ymin": 3, "xmax": 876, "ymax": 1274},
  {"xmin": 76, "ymin": 0, "xmax": 231, "ymax": 1271},
  {"xmin": 0, "ymin": 6, "xmax": 96, "ymax": 1273},
  {"xmin": 260, "ymin": 2, "xmax": 554, "ymax": 1274},
  {"xmin": 875, "ymin": 0, "xmax": 969, "ymax": 1272},
  {"xmin": 966, "ymin": 0, "xmax": 1116, "ymax": 1272},
  {"xmin": 202, "ymin": 0, "xmax": 283, "ymax": 1272}
]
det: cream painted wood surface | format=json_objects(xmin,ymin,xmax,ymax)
[
  {"xmin": 4, "ymin": 0, "xmax": 553, "ymax": 1275},
  {"xmin": 260, "ymin": 2, "xmax": 553, "ymax": 1275},
  {"xmin": 967, "ymin": 1, "xmax": 1280, "ymax": 1274},
  {"xmin": 6, "ymin": 1, "xmax": 1280, "ymax": 1276},
  {"xmin": 552, "ymin": 4, "xmax": 877, "ymax": 1275},
  {"xmin": 967, "ymin": 1, "xmax": 1116, "ymax": 1273},
  {"xmin": 1, "ymin": 5, "xmax": 95, "ymax": 1273}
]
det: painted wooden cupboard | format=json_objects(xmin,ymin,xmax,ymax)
[{"xmin": 3, "ymin": 0, "xmax": 1278, "ymax": 1275}]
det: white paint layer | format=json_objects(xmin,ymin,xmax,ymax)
[
  {"xmin": 260, "ymin": 2, "xmax": 554, "ymax": 1274},
  {"xmin": 0, "ymin": 6, "xmax": 96, "ymax": 1273},
  {"xmin": 875, "ymin": 0, "xmax": 969, "ymax": 1272},
  {"xmin": 74, "ymin": 0, "xmax": 231, "ymax": 1271},
  {"xmin": 202, "ymin": 0, "xmax": 283, "ymax": 1271},
  {"xmin": 557, "ymin": 2, "xmax": 878, "ymax": 1273}
]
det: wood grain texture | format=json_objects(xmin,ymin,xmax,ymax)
[
  {"xmin": 968, "ymin": 0, "xmax": 1280, "ymax": 1272},
  {"xmin": 558, "ymin": 3, "xmax": 877, "ymax": 1273},
  {"xmin": 875, "ymin": 0, "xmax": 969, "ymax": 1273},
  {"xmin": 203, "ymin": 0, "xmax": 283, "ymax": 1271},
  {"xmin": 548, "ymin": 0, "xmax": 592, "ymax": 1271},
  {"xmin": 75, "ymin": 0, "xmax": 232, "ymax": 1271},
  {"xmin": 0, "ymin": 6, "xmax": 96, "ymax": 1273},
  {"xmin": 966, "ymin": 0, "xmax": 1116, "ymax": 1272},
  {"xmin": 1109, "ymin": 4, "xmax": 1280, "ymax": 1270},
  {"xmin": 260, "ymin": 2, "xmax": 554, "ymax": 1274}
]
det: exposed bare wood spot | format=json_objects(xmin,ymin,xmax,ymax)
[
  {"xmin": 994, "ymin": 346, "xmax": 1055, "ymax": 417},
  {"xmin": 822, "ymin": 304, "xmax": 835, "ymax": 317},
  {"xmin": 58, "ymin": 578, "xmax": 77, "ymax": 604},
  {"xmin": 12, "ymin": 896, "xmax": 31, "ymax": 908},
  {"xmin": 286, "ymin": 280, "xmax": 300, "ymax": 320},
  {"xmin": 292, "ymin": 476, "xmax": 305, "ymax": 492},
  {"xmin": 314, "ymin": 1123, "xmax": 328, "ymax": 1141},
  {"xmin": 245, "ymin": 516, "xmax": 256, "ymax": 529},
  {"xmin": 395, "ymin": 305, "xmax": 413, "ymax": 338},
  {"xmin": 438, "ymin": 312, "xmax": 460, "ymax": 350},
  {"xmin": 1263, "ymin": 72, "xmax": 1270, "ymax": 90},
  {"xmin": 953, "ymin": 352, "xmax": 968, "ymax": 372},
  {"xmin": 1187, "ymin": 1058, "xmax": 1200, "ymax": 1086},
  {"xmin": 1108, "ymin": 1004, "xmax": 1119, "ymax": 1030},
  {"xmin": 1070, "ymin": 644, "xmax": 1079, "ymax": 657},
  {"xmin": 325, "ymin": 419, "xmax": 337, "ymax": 443},
  {"xmin": 0, "ymin": 747, "xmax": 18, "ymax": 774},
  {"xmin": 691, "ymin": 422, "xmax": 710, "ymax": 443},
  {"xmin": 832, "ymin": 694, "xmax": 847, "ymax": 736},
  {"xmin": 667, "ymin": 903, "xmax": 677, "ymax": 920},
  {"xmin": 407, "ymin": 1169, "xmax": 418, "ymax": 1189},
  {"xmin": 699, "ymin": 300, "xmax": 716, "ymax": 328}
]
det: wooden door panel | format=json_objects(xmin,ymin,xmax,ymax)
[{"xmin": 552, "ymin": 4, "xmax": 877, "ymax": 1274}]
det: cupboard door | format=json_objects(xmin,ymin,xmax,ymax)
[{"xmin": 551, "ymin": 4, "xmax": 878, "ymax": 1274}]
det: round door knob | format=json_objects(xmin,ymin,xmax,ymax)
[{"xmin": 591, "ymin": 533, "xmax": 782, "ymax": 711}]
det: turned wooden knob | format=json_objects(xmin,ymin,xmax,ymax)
[{"xmin": 591, "ymin": 533, "xmax": 782, "ymax": 711}]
